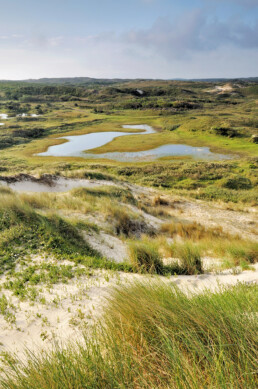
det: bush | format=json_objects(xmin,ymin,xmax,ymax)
[
  {"xmin": 166, "ymin": 124, "xmax": 180, "ymax": 131},
  {"xmin": 221, "ymin": 176, "xmax": 253, "ymax": 190},
  {"xmin": 12, "ymin": 127, "xmax": 45, "ymax": 138},
  {"xmin": 114, "ymin": 210, "xmax": 144, "ymax": 237},
  {"xmin": 212, "ymin": 126, "xmax": 239, "ymax": 138}
]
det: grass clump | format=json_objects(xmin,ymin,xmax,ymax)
[
  {"xmin": 172, "ymin": 242, "xmax": 203, "ymax": 274},
  {"xmin": 128, "ymin": 239, "xmax": 164, "ymax": 274},
  {"xmin": 0, "ymin": 185, "xmax": 13, "ymax": 195},
  {"xmin": 226, "ymin": 242, "xmax": 258, "ymax": 265},
  {"xmin": 103, "ymin": 201, "xmax": 152, "ymax": 237},
  {"xmin": 1, "ymin": 282, "xmax": 257, "ymax": 388},
  {"xmin": 0, "ymin": 294, "xmax": 16, "ymax": 324},
  {"xmin": 72, "ymin": 185, "xmax": 136, "ymax": 204},
  {"xmin": 161, "ymin": 220, "xmax": 226, "ymax": 240}
]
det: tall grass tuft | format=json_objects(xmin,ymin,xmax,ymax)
[
  {"xmin": 103, "ymin": 201, "xmax": 151, "ymax": 237},
  {"xmin": 161, "ymin": 220, "xmax": 227, "ymax": 240},
  {"xmin": 1, "ymin": 282, "xmax": 257, "ymax": 388},
  {"xmin": 128, "ymin": 239, "xmax": 164, "ymax": 274},
  {"xmin": 172, "ymin": 242, "xmax": 203, "ymax": 274}
]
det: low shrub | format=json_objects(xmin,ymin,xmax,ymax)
[
  {"xmin": 194, "ymin": 186, "xmax": 258, "ymax": 204},
  {"xmin": 212, "ymin": 126, "xmax": 239, "ymax": 138},
  {"xmin": 221, "ymin": 176, "xmax": 253, "ymax": 190}
]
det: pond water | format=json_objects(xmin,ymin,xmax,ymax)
[
  {"xmin": 37, "ymin": 124, "xmax": 231, "ymax": 161},
  {"xmin": 0, "ymin": 178, "xmax": 116, "ymax": 193},
  {"xmin": 85, "ymin": 144, "xmax": 231, "ymax": 162},
  {"xmin": 38, "ymin": 125, "xmax": 154, "ymax": 157}
]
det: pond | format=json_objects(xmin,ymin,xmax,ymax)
[
  {"xmin": 37, "ymin": 125, "xmax": 154, "ymax": 157},
  {"xmin": 35, "ymin": 124, "xmax": 231, "ymax": 161}
]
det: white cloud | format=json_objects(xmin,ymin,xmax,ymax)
[
  {"xmin": 124, "ymin": 11, "xmax": 258, "ymax": 59},
  {"xmin": 0, "ymin": 9, "xmax": 257, "ymax": 79}
]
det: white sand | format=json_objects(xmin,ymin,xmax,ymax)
[{"xmin": 0, "ymin": 262, "xmax": 257, "ymax": 360}]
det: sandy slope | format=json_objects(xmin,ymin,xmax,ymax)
[
  {"xmin": 0, "ymin": 263, "xmax": 257, "ymax": 360},
  {"xmin": 0, "ymin": 177, "xmax": 257, "ymax": 360}
]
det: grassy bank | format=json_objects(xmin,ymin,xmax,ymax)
[
  {"xmin": 0, "ymin": 187, "xmax": 210, "ymax": 281},
  {"xmin": 1, "ymin": 281, "xmax": 257, "ymax": 388}
]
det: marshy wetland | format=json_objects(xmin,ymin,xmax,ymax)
[
  {"xmin": 0, "ymin": 78, "xmax": 257, "ymax": 388},
  {"xmin": 37, "ymin": 123, "xmax": 231, "ymax": 161}
]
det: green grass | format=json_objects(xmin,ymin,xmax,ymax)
[
  {"xmin": 0, "ymin": 190, "xmax": 212, "ymax": 278},
  {"xmin": 1, "ymin": 282, "xmax": 257, "ymax": 388},
  {"xmin": 0, "ymin": 192, "xmax": 136, "ymax": 275},
  {"xmin": 0, "ymin": 294, "xmax": 16, "ymax": 324},
  {"xmin": 159, "ymin": 221, "xmax": 258, "ymax": 270},
  {"xmin": 0, "ymin": 194, "xmax": 97, "ymax": 272},
  {"xmin": 72, "ymin": 185, "xmax": 136, "ymax": 205},
  {"xmin": 171, "ymin": 242, "xmax": 203, "ymax": 275},
  {"xmin": 128, "ymin": 239, "xmax": 164, "ymax": 274},
  {"xmin": 128, "ymin": 238, "xmax": 204, "ymax": 275}
]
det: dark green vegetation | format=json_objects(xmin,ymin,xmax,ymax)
[
  {"xmin": 110, "ymin": 162, "xmax": 258, "ymax": 204},
  {"xmin": 1, "ymin": 282, "xmax": 257, "ymax": 389}
]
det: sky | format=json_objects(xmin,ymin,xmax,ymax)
[{"xmin": 0, "ymin": 0, "xmax": 258, "ymax": 79}]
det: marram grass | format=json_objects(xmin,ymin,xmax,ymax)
[{"xmin": 1, "ymin": 281, "xmax": 257, "ymax": 389}]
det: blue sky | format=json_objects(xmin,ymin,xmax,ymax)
[{"xmin": 0, "ymin": 0, "xmax": 257, "ymax": 79}]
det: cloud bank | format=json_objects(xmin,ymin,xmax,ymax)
[{"xmin": 0, "ymin": 2, "xmax": 257, "ymax": 79}]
